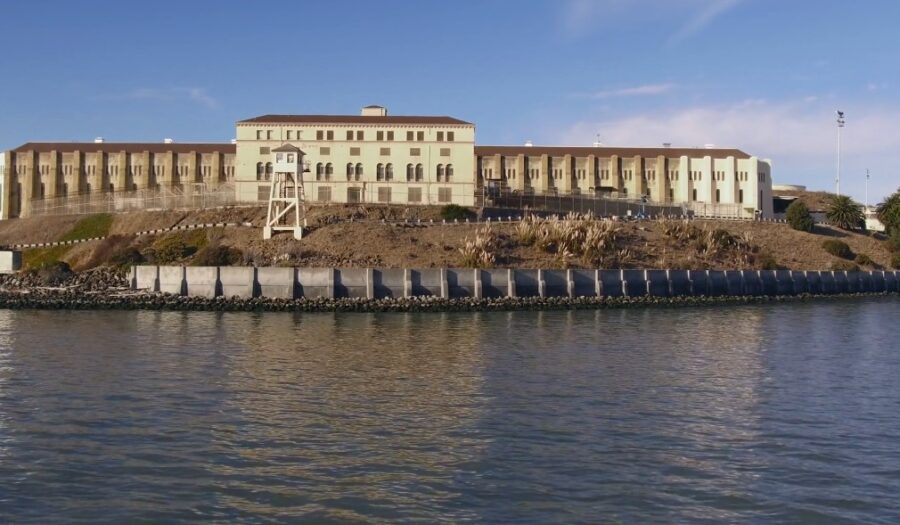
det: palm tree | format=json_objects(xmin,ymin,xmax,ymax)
[
  {"xmin": 876, "ymin": 188, "xmax": 900, "ymax": 235},
  {"xmin": 826, "ymin": 195, "xmax": 865, "ymax": 230}
]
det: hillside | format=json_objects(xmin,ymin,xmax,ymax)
[{"xmin": 0, "ymin": 205, "xmax": 895, "ymax": 272}]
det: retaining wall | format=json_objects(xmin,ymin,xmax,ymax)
[{"xmin": 130, "ymin": 266, "xmax": 900, "ymax": 301}]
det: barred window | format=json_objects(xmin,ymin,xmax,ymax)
[
  {"xmin": 317, "ymin": 186, "xmax": 332, "ymax": 202},
  {"xmin": 378, "ymin": 187, "xmax": 391, "ymax": 202},
  {"xmin": 408, "ymin": 187, "xmax": 422, "ymax": 203},
  {"xmin": 438, "ymin": 187, "xmax": 452, "ymax": 203}
]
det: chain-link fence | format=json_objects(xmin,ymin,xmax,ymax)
[{"xmin": 26, "ymin": 183, "xmax": 239, "ymax": 218}]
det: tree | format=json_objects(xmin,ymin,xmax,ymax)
[
  {"xmin": 785, "ymin": 200, "xmax": 815, "ymax": 232},
  {"xmin": 825, "ymin": 195, "xmax": 865, "ymax": 230},
  {"xmin": 876, "ymin": 187, "xmax": 900, "ymax": 235}
]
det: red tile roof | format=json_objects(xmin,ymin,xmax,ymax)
[
  {"xmin": 12, "ymin": 142, "xmax": 236, "ymax": 154},
  {"xmin": 238, "ymin": 114, "xmax": 473, "ymax": 126},
  {"xmin": 475, "ymin": 145, "xmax": 751, "ymax": 159}
]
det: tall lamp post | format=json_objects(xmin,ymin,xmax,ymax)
[{"xmin": 835, "ymin": 110, "xmax": 845, "ymax": 196}]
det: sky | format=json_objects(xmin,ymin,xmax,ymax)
[{"xmin": 1, "ymin": 0, "xmax": 898, "ymax": 203}]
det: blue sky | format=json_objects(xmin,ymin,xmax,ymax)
[{"xmin": 1, "ymin": 0, "xmax": 898, "ymax": 202}]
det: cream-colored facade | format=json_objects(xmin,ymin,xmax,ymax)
[
  {"xmin": 1, "ymin": 143, "xmax": 235, "ymax": 219},
  {"xmin": 234, "ymin": 106, "xmax": 476, "ymax": 206},
  {"xmin": 475, "ymin": 145, "xmax": 774, "ymax": 218}
]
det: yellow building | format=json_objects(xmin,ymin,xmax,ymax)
[{"xmin": 234, "ymin": 106, "xmax": 476, "ymax": 206}]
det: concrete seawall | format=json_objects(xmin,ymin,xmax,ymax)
[{"xmin": 131, "ymin": 266, "xmax": 900, "ymax": 300}]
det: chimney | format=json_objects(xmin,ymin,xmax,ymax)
[
  {"xmin": 361, "ymin": 105, "xmax": 387, "ymax": 117},
  {"xmin": 94, "ymin": 137, "xmax": 104, "ymax": 143},
  {"xmin": 164, "ymin": 138, "xmax": 174, "ymax": 144}
]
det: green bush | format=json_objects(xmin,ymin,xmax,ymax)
[
  {"xmin": 822, "ymin": 239, "xmax": 853, "ymax": 259},
  {"xmin": 756, "ymin": 253, "xmax": 779, "ymax": 270},
  {"xmin": 854, "ymin": 253, "xmax": 874, "ymax": 267},
  {"xmin": 440, "ymin": 204, "xmax": 472, "ymax": 221},
  {"xmin": 892, "ymin": 252, "xmax": 900, "ymax": 270},
  {"xmin": 830, "ymin": 259, "xmax": 860, "ymax": 272},
  {"xmin": 785, "ymin": 200, "xmax": 815, "ymax": 232},
  {"xmin": 826, "ymin": 195, "xmax": 865, "ymax": 230},
  {"xmin": 149, "ymin": 235, "xmax": 189, "ymax": 264},
  {"xmin": 191, "ymin": 245, "xmax": 243, "ymax": 266},
  {"xmin": 887, "ymin": 229, "xmax": 900, "ymax": 252}
]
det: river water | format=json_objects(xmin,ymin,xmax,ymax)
[{"xmin": 0, "ymin": 299, "xmax": 898, "ymax": 524}]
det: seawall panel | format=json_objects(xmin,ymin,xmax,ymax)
[
  {"xmin": 688, "ymin": 270, "xmax": 709, "ymax": 296},
  {"xmin": 514, "ymin": 270, "xmax": 541, "ymax": 298},
  {"xmin": 621, "ymin": 269, "xmax": 646, "ymax": 297},
  {"xmin": 374, "ymin": 269, "xmax": 405, "ymax": 299},
  {"xmin": 135, "ymin": 265, "xmax": 159, "ymax": 292},
  {"xmin": 805, "ymin": 271, "xmax": 822, "ymax": 295},
  {"xmin": 159, "ymin": 266, "xmax": 186, "ymax": 296},
  {"xmin": 447, "ymin": 268, "xmax": 476, "ymax": 298},
  {"xmin": 571, "ymin": 269, "xmax": 597, "ymax": 297},
  {"xmin": 724, "ymin": 271, "xmax": 744, "ymax": 296},
  {"xmin": 741, "ymin": 271, "xmax": 762, "ymax": 296},
  {"xmin": 708, "ymin": 271, "xmax": 728, "ymax": 297},
  {"xmin": 336, "ymin": 269, "xmax": 369, "ymax": 299},
  {"xmin": 668, "ymin": 270, "xmax": 691, "ymax": 297},
  {"xmin": 185, "ymin": 267, "xmax": 219, "ymax": 299},
  {"xmin": 219, "ymin": 267, "xmax": 255, "ymax": 299},
  {"xmin": 791, "ymin": 271, "xmax": 809, "ymax": 294},
  {"xmin": 481, "ymin": 269, "xmax": 509, "ymax": 298},
  {"xmin": 542, "ymin": 270, "xmax": 568, "ymax": 297},
  {"xmin": 411, "ymin": 269, "xmax": 442, "ymax": 296},
  {"xmin": 599, "ymin": 270, "xmax": 624, "ymax": 298},
  {"xmin": 774, "ymin": 270, "xmax": 795, "ymax": 295},
  {"xmin": 759, "ymin": 270, "xmax": 778, "ymax": 296},
  {"xmin": 259, "ymin": 267, "xmax": 297, "ymax": 299},
  {"xmin": 646, "ymin": 270, "xmax": 670, "ymax": 297}
]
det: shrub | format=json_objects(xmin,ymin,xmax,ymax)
[
  {"xmin": 149, "ymin": 235, "xmax": 189, "ymax": 264},
  {"xmin": 109, "ymin": 247, "xmax": 145, "ymax": 267},
  {"xmin": 822, "ymin": 239, "xmax": 852, "ymax": 259},
  {"xmin": 826, "ymin": 195, "xmax": 865, "ymax": 230},
  {"xmin": 785, "ymin": 200, "xmax": 815, "ymax": 232},
  {"xmin": 876, "ymin": 188, "xmax": 900, "ymax": 235},
  {"xmin": 854, "ymin": 253, "xmax": 874, "ymax": 267},
  {"xmin": 830, "ymin": 260, "xmax": 860, "ymax": 272},
  {"xmin": 887, "ymin": 229, "xmax": 900, "ymax": 252},
  {"xmin": 440, "ymin": 204, "xmax": 472, "ymax": 222},
  {"xmin": 892, "ymin": 252, "xmax": 900, "ymax": 270},
  {"xmin": 33, "ymin": 260, "xmax": 74, "ymax": 286},
  {"xmin": 458, "ymin": 226, "xmax": 496, "ymax": 268},
  {"xmin": 192, "ymin": 245, "xmax": 243, "ymax": 266},
  {"xmin": 756, "ymin": 253, "xmax": 779, "ymax": 270}
]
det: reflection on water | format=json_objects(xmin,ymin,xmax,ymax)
[{"xmin": 0, "ymin": 299, "xmax": 898, "ymax": 523}]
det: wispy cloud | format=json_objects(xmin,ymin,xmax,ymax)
[
  {"xmin": 560, "ymin": 0, "xmax": 743, "ymax": 43},
  {"xmin": 102, "ymin": 87, "xmax": 219, "ymax": 109},
  {"xmin": 576, "ymin": 83, "xmax": 676, "ymax": 99}
]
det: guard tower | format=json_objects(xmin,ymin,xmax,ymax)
[{"xmin": 264, "ymin": 144, "xmax": 307, "ymax": 240}]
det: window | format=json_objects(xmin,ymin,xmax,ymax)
[
  {"xmin": 438, "ymin": 187, "xmax": 452, "ymax": 203},
  {"xmin": 276, "ymin": 153, "xmax": 284, "ymax": 162},
  {"xmin": 380, "ymin": 147, "xmax": 390, "ymax": 156},
  {"xmin": 440, "ymin": 148, "xmax": 451, "ymax": 157},
  {"xmin": 739, "ymin": 189, "xmax": 744, "ymax": 203},
  {"xmin": 406, "ymin": 163, "xmax": 414, "ymax": 181},
  {"xmin": 447, "ymin": 132, "xmax": 455, "ymax": 141},
  {"xmin": 256, "ymin": 130, "xmax": 263, "ymax": 140},
  {"xmin": 436, "ymin": 164, "xmax": 445, "ymax": 182},
  {"xmin": 377, "ymin": 131, "xmax": 384, "ymax": 141},
  {"xmin": 287, "ymin": 154, "xmax": 294, "ymax": 163},
  {"xmin": 437, "ymin": 131, "xmax": 444, "ymax": 141},
  {"xmin": 415, "ymin": 163, "xmax": 423, "ymax": 181},
  {"xmin": 408, "ymin": 187, "xmax": 422, "ymax": 203},
  {"xmin": 417, "ymin": 131, "xmax": 424, "ymax": 141},
  {"xmin": 265, "ymin": 162, "xmax": 273, "ymax": 179},
  {"xmin": 356, "ymin": 130, "xmax": 363, "ymax": 140},
  {"xmin": 692, "ymin": 188, "xmax": 698, "ymax": 201},
  {"xmin": 267, "ymin": 130, "xmax": 273, "ymax": 140},
  {"xmin": 326, "ymin": 130, "xmax": 334, "ymax": 140},
  {"xmin": 286, "ymin": 130, "xmax": 293, "ymax": 140},
  {"xmin": 410, "ymin": 148, "xmax": 420, "ymax": 156},
  {"xmin": 355, "ymin": 163, "xmax": 363, "ymax": 180},
  {"xmin": 387, "ymin": 131, "xmax": 394, "ymax": 141},
  {"xmin": 325, "ymin": 163, "xmax": 333, "ymax": 180},
  {"xmin": 316, "ymin": 130, "xmax": 324, "ymax": 140},
  {"xmin": 318, "ymin": 186, "xmax": 332, "ymax": 202},
  {"xmin": 377, "ymin": 163, "xmax": 385, "ymax": 181},
  {"xmin": 406, "ymin": 131, "xmax": 414, "ymax": 141},
  {"xmin": 446, "ymin": 164, "xmax": 453, "ymax": 181},
  {"xmin": 320, "ymin": 147, "xmax": 330, "ymax": 155},
  {"xmin": 385, "ymin": 163, "xmax": 394, "ymax": 181},
  {"xmin": 669, "ymin": 188, "xmax": 674, "ymax": 201},
  {"xmin": 378, "ymin": 187, "xmax": 391, "ymax": 202},
  {"xmin": 346, "ymin": 163, "xmax": 354, "ymax": 180},
  {"xmin": 316, "ymin": 162, "xmax": 324, "ymax": 181},
  {"xmin": 350, "ymin": 147, "xmax": 361, "ymax": 156},
  {"xmin": 346, "ymin": 130, "xmax": 354, "ymax": 140},
  {"xmin": 715, "ymin": 189, "xmax": 720, "ymax": 203}
]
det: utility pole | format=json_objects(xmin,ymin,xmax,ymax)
[
  {"xmin": 865, "ymin": 168, "xmax": 870, "ymax": 209},
  {"xmin": 835, "ymin": 110, "xmax": 845, "ymax": 196}
]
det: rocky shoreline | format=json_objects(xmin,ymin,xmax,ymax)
[{"xmin": 0, "ymin": 268, "xmax": 895, "ymax": 312}]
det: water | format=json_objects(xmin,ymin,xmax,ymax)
[{"xmin": 0, "ymin": 299, "xmax": 898, "ymax": 524}]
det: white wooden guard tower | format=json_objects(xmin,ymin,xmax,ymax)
[{"xmin": 264, "ymin": 144, "xmax": 307, "ymax": 240}]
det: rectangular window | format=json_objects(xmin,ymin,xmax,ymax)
[
  {"xmin": 417, "ymin": 131, "xmax": 424, "ymax": 141},
  {"xmin": 437, "ymin": 131, "xmax": 444, "ymax": 141},
  {"xmin": 692, "ymin": 188, "xmax": 698, "ymax": 201},
  {"xmin": 387, "ymin": 131, "xmax": 394, "ymax": 141},
  {"xmin": 408, "ymin": 187, "xmax": 422, "ymax": 203},
  {"xmin": 346, "ymin": 130, "xmax": 353, "ymax": 140},
  {"xmin": 259, "ymin": 147, "xmax": 270, "ymax": 154},
  {"xmin": 320, "ymin": 147, "xmax": 331, "ymax": 155},
  {"xmin": 715, "ymin": 189, "xmax": 721, "ymax": 203},
  {"xmin": 266, "ymin": 130, "xmax": 273, "ymax": 140},
  {"xmin": 406, "ymin": 131, "xmax": 414, "ymax": 141},
  {"xmin": 256, "ymin": 130, "xmax": 263, "ymax": 140},
  {"xmin": 410, "ymin": 148, "xmax": 421, "ymax": 156},
  {"xmin": 440, "ymin": 148, "xmax": 451, "ymax": 157},
  {"xmin": 739, "ymin": 189, "xmax": 744, "ymax": 203},
  {"xmin": 317, "ymin": 186, "xmax": 332, "ymax": 202},
  {"xmin": 286, "ymin": 130, "xmax": 293, "ymax": 140},
  {"xmin": 350, "ymin": 147, "xmax": 361, "ymax": 156},
  {"xmin": 356, "ymin": 130, "xmax": 364, "ymax": 141},
  {"xmin": 326, "ymin": 131, "xmax": 334, "ymax": 140},
  {"xmin": 447, "ymin": 132, "xmax": 455, "ymax": 141},
  {"xmin": 377, "ymin": 131, "xmax": 384, "ymax": 141},
  {"xmin": 380, "ymin": 147, "xmax": 390, "ymax": 156},
  {"xmin": 438, "ymin": 187, "xmax": 452, "ymax": 203},
  {"xmin": 378, "ymin": 187, "xmax": 391, "ymax": 203},
  {"xmin": 316, "ymin": 130, "xmax": 324, "ymax": 140}
]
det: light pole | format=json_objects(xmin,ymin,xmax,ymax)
[
  {"xmin": 865, "ymin": 168, "xmax": 870, "ymax": 209},
  {"xmin": 835, "ymin": 110, "xmax": 845, "ymax": 196}
]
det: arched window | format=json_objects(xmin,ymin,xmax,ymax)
[
  {"xmin": 446, "ymin": 164, "xmax": 453, "ymax": 181},
  {"xmin": 377, "ymin": 163, "xmax": 385, "ymax": 181},
  {"xmin": 316, "ymin": 162, "xmax": 324, "ymax": 181},
  {"xmin": 355, "ymin": 163, "xmax": 363, "ymax": 180},
  {"xmin": 325, "ymin": 162, "xmax": 333, "ymax": 180},
  {"xmin": 256, "ymin": 162, "xmax": 264, "ymax": 181},
  {"xmin": 406, "ymin": 163, "xmax": 414, "ymax": 181},
  {"xmin": 415, "ymin": 163, "xmax": 423, "ymax": 182},
  {"xmin": 385, "ymin": 163, "xmax": 394, "ymax": 181},
  {"xmin": 346, "ymin": 163, "xmax": 354, "ymax": 180},
  {"xmin": 265, "ymin": 162, "xmax": 273, "ymax": 181},
  {"xmin": 436, "ymin": 164, "xmax": 444, "ymax": 182}
]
